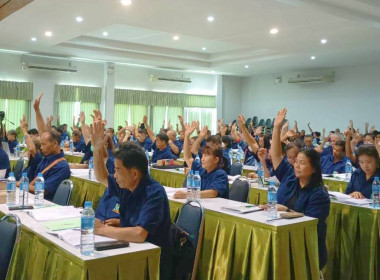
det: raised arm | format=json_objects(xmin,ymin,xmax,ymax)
[
  {"xmin": 307, "ymin": 122, "xmax": 314, "ymax": 134},
  {"xmin": 315, "ymin": 128, "xmax": 327, "ymax": 153},
  {"xmin": 79, "ymin": 112, "xmax": 91, "ymax": 145},
  {"xmin": 20, "ymin": 115, "xmax": 37, "ymax": 157},
  {"xmin": 178, "ymin": 115, "xmax": 185, "ymax": 132},
  {"xmin": 90, "ymin": 110, "xmax": 109, "ymax": 186},
  {"xmin": 238, "ymin": 114, "xmax": 259, "ymax": 154},
  {"xmin": 183, "ymin": 122, "xmax": 197, "ymax": 169},
  {"xmin": 143, "ymin": 115, "xmax": 156, "ymax": 142},
  {"xmin": 257, "ymin": 148, "xmax": 271, "ymax": 178},
  {"xmin": 344, "ymin": 129, "xmax": 356, "ymax": 163},
  {"xmin": 272, "ymin": 108, "xmax": 287, "ymax": 170},
  {"xmin": 33, "ymin": 92, "xmax": 48, "ymax": 134},
  {"xmin": 191, "ymin": 125, "xmax": 208, "ymax": 156},
  {"xmin": 365, "ymin": 122, "xmax": 369, "ymax": 134},
  {"xmin": 46, "ymin": 116, "xmax": 53, "ymax": 131}
]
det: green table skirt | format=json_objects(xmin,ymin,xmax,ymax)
[
  {"xmin": 150, "ymin": 169, "xmax": 186, "ymax": 188},
  {"xmin": 65, "ymin": 154, "xmax": 83, "ymax": 164},
  {"xmin": 248, "ymin": 187, "xmax": 380, "ymax": 280},
  {"xmin": 0, "ymin": 213, "xmax": 160, "ymax": 280},
  {"xmin": 323, "ymin": 179, "xmax": 347, "ymax": 193},
  {"xmin": 70, "ymin": 177, "xmax": 107, "ymax": 209},
  {"xmin": 170, "ymin": 200, "xmax": 319, "ymax": 280}
]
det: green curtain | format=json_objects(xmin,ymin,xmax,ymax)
[
  {"xmin": 167, "ymin": 107, "xmax": 183, "ymax": 129},
  {"xmin": 80, "ymin": 102, "xmax": 99, "ymax": 121},
  {"xmin": 115, "ymin": 88, "xmax": 215, "ymax": 108},
  {"xmin": 2, "ymin": 99, "xmax": 30, "ymax": 130},
  {"xmin": 114, "ymin": 104, "xmax": 129, "ymax": 130},
  {"xmin": 201, "ymin": 109, "xmax": 214, "ymax": 130},
  {"xmin": 55, "ymin": 85, "xmax": 101, "ymax": 103},
  {"xmin": 152, "ymin": 106, "xmax": 166, "ymax": 134},
  {"xmin": 58, "ymin": 102, "xmax": 75, "ymax": 127},
  {"xmin": 185, "ymin": 108, "xmax": 200, "ymax": 123},
  {"xmin": 130, "ymin": 105, "xmax": 147, "ymax": 126},
  {"xmin": 0, "ymin": 81, "xmax": 33, "ymax": 100}
]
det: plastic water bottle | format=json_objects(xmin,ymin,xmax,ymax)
[
  {"xmin": 345, "ymin": 160, "xmax": 352, "ymax": 179},
  {"xmin": 267, "ymin": 181, "xmax": 278, "ymax": 220},
  {"xmin": 34, "ymin": 173, "xmax": 45, "ymax": 208},
  {"xmin": 65, "ymin": 135, "xmax": 69, "ymax": 143},
  {"xmin": 81, "ymin": 201, "xmax": 95, "ymax": 256},
  {"xmin": 69, "ymin": 139, "xmax": 74, "ymax": 154},
  {"xmin": 257, "ymin": 163, "xmax": 265, "ymax": 188},
  {"xmin": 19, "ymin": 173, "xmax": 29, "ymax": 206},
  {"xmin": 6, "ymin": 172, "xmax": 16, "ymax": 206},
  {"xmin": 229, "ymin": 150, "xmax": 233, "ymax": 165},
  {"xmin": 88, "ymin": 157, "xmax": 94, "ymax": 179},
  {"xmin": 186, "ymin": 170, "xmax": 194, "ymax": 201},
  {"xmin": 195, "ymin": 155, "xmax": 201, "ymax": 165},
  {"xmin": 60, "ymin": 140, "xmax": 64, "ymax": 149},
  {"xmin": 236, "ymin": 152, "xmax": 241, "ymax": 163},
  {"xmin": 372, "ymin": 177, "xmax": 380, "ymax": 209},
  {"xmin": 238, "ymin": 146, "xmax": 244, "ymax": 162},
  {"xmin": 15, "ymin": 143, "xmax": 20, "ymax": 157},
  {"xmin": 22, "ymin": 136, "xmax": 26, "ymax": 145},
  {"xmin": 193, "ymin": 171, "xmax": 201, "ymax": 201}
]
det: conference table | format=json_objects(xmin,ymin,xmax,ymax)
[
  {"xmin": 0, "ymin": 188, "xmax": 160, "ymax": 280},
  {"xmin": 69, "ymin": 169, "xmax": 320, "ymax": 280}
]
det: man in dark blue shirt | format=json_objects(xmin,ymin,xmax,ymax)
[
  {"xmin": 0, "ymin": 146, "xmax": 10, "ymax": 178},
  {"xmin": 6, "ymin": 129, "xmax": 19, "ymax": 154},
  {"xmin": 136, "ymin": 128, "xmax": 153, "ymax": 151},
  {"xmin": 320, "ymin": 140, "xmax": 347, "ymax": 174},
  {"xmin": 30, "ymin": 130, "xmax": 71, "ymax": 201},
  {"xmin": 72, "ymin": 131, "xmax": 86, "ymax": 153},
  {"xmin": 167, "ymin": 130, "xmax": 182, "ymax": 158},
  {"xmin": 151, "ymin": 134, "xmax": 176, "ymax": 163},
  {"xmin": 91, "ymin": 116, "xmax": 171, "ymax": 279}
]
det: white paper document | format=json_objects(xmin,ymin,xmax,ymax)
[
  {"xmin": 49, "ymin": 229, "xmax": 116, "ymax": 247},
  {"xmin": 29, "ymin": 206, "xmax": 82, "ymax": 221}
]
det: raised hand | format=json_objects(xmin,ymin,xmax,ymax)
[
  {"xmin": 184, "ymin": 121, "xmax": 197, "ymax": 136},
  {"xmin": 143, "ymin": 115, "xmax": 148, "ymax": 124},
  {"xmin": 257, "ymin": 148, "xmax": 267, "ymax": 162},
  {"xmin": 220, "ymin": 125, "xmax": 227, "ymax": 136},
  {"xmin": 273, "ymin": 108, "xmax": 287, "ymax": 128},
  {"xmin": 370, "ymin": 125, "xmax": 375, "ymax": 133},
  {"xmin": 20, "ymin": 115, "xmax": 28, "ymax": 133},
  {"xmin": 218, "ymin": 119, "xmax": 224, "ymax": 127},
  {"xmin": 178, "ymin": 115, "xmax": 184, "ymax": 123},
  {"xmin": 237, "ymin": 114, "xmax": 246, "ymax": 129},
  {"xmin": 254, "ymin": 126, "xmax": 263, "ymax": 136},
  {"xmin": 199, "ymin": 125, "xmax": 209, "ymax": 139},
  {"xmin": 365, "ymin": 122, "xmax": 369, "ymax": 128},
  {"xmin": 285, "ymin": 129, "xmax": 296, "ymax": 138},
  {"xmin": 46, "ymin": 116, "xmax": 53, "ymax": 130},
  {"xmin": 349, "ymin": 120, "xmax": 354, "ymax": 129},
  {"xmin": 79, "ymin": 111, "xmax": 85, "ymax": 123},
  {"xmin": 90, "ymin": 113, "xmax": 106, "ymax": 151},
  {"xmin": 33, "ymin": 92, "xmax": 43, "ymax": 111}
]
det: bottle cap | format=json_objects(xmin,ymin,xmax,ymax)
[
  {"xmin": 90, "ymin": 157, "xmax": 93, "ymax": 160},
  {"xmin": 22, "ymin": 173, "xmax": 27, "ymax": 177},
  {"xmin": 195, "ymin": 171, "xmax": 200, "ymax": 175},
  {"xmin": 269, "ymin": 181, "xmax": 275, "ymax": 186},
  {"xmin": 374, "ymin": 177, "xmax": 379, "ymax": 181},
  {"xmin": 84, "ymin": 201, "xmax": 92, "ymax": 208},
  {"xmin": 38, "ymin": 173, "xmax": 43, "ymax": 177},
  {"xmin": 9, "ymin": 172, "xmax": 14, "ymax": 177}
]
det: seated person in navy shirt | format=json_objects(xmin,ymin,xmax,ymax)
[
  {"xmin": 106, "ymin": 127, "xmax": 119, "ymax": 148},
  {"xmin": 345, "ymin": 145, "xmax": 380, "ymax": 199},
  {"xmin": 174, "ymin": 122, "xmax": 229, "ymax": 199},
  {"xmin": 71, "ymin": 131, "xmax": 86, "ymax": 153},
  {"xmin": 6, "ymin": 129, "xmax": 19, "ymax": 154},
  {"xmin": 167, "ymin": 129, "xmax": 182, "ymax": 158},
  {"xmin": 95, "ymin": 187, "xmax": 120, "ymax": 226},
  {"xmin": 19, "ymin": 115, "xmax": 43, "ymax": 181},
  {"xmin": 261, "ymin": 108, "xmax": 330, "ymax": 270},
  {"xmin": 91, "ymin": 114, "xmax": 172, "ymax": 279},
  {"xmin": 0, "ymin": 146, "xmax": 10, "ymax": 178},
  {"xmin": 143, "ymin": 115, "xmax": 176, "ymax": 163},
  {"xmin": 316, "ymin": 132, "xmax": 343, "ymax": 157},
  {"xmin": 320, "ymin": 140, "xmax": 347, "ymax": 174},
  {"xmin": 304, "ymin": 134, "xmax": 317, "ymax": 149},
  {"xmin": 136, "ymin": 128, "xmax": 153, "ymax": 151},
  {"xmin": 29, "ymin": 130, "xmax": 71, "ymax": 201}
]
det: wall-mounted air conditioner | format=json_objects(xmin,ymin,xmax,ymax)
[
  {"xmin": 21, "ymin": 55, "xmax": 77, "ymax": 73},
  {"xmin": 288, "ymin": 70, "xmax": 334, "ymax": 84},
  {"xmin": 150, "ymin": 74, "xmax": 191, "ymax": 83}
]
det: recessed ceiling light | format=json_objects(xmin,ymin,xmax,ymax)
[
  {"xmin": 320, "ymin": 39, "xmax": 327, "ymax": 44},
  {"xmin": 207, "ymin": 16, "xmax": 215, "ymax": 22},
  {"xmin": 245, "ymin": 65, "xmax": 249, "ymax": 69},
  {"xmin": 45, "ymin": 31, "xmax": 52, "ymax": 37},
  {"xmin": 270, "ymin": 28, "xmax": 279, "ymax": 34},
  {"xmin": 202, "ymin": 47, "xmax": 206, "ymax": 51},
  {"xmin": 121, "ymin": 0, "xmax": 132, "ymax": 6},
  {"xmin": 76, "ymin": 17, "xmax": 83, "ymax": 22},
  {"xmin": 173, "ymin": 35, "xmax": 179, "ymax": 41},
  {"xmin": 31, "ymin": 37, "xmax": 37, "ymax": 42},
  {"xmin": 311, "ymin": 56, "xmax": 316, "ymax": 60},
  {"xmin": 102, "ymin": 31, "xmax": 108, "ymax": 36}
]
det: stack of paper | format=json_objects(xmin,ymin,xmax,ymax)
[
  {"xmin": 221, "ymin": 203, "xmax": 263, "ymax": 214},
  {"xmin": 49, "ymin": 229, "xmax": 117, "ymax": 247},
  {"xmin": 329, "ymin": 191, "xmax": 371, "ymax": 205},
  {"xmin": 29, "ymin": 206, "xmax": 82, "ymax": 221}
]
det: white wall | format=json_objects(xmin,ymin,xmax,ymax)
[
  {"xmin": 222, "ymin": 75, "xmax": 243, "ymax": 123},
  {"xmin": 0, "ymin": 53, "xmax": 218, "ymax": 128},
  {"xmin": 241, "ymin": 63, "xmax": 380, "ymax": 133}
]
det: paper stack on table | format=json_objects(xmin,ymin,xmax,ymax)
[
  {"xmin": 49, "ymin": 229, "xmax": 116, "ymax": 247},
  {"xmin": 28, "ymin": 206, "xmax": 82, "ymax": 221},
  {"xmin": 329, "ymin": 191, "xmax": 371, "ymax": 205}
]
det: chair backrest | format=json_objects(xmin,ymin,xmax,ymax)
[
  {"xmin": 252, "ymin": 116, "xmax": 258, "ymax": 126},
  {"xmin": 52, "ymin": 179, "xmax": 74, "ymax": 206},
  {"xmin": 230, "ymin": 163, "xmax": 243, "ymax": 176},
  {"xmin": 13, "ymin": 158, "xmax": 24, "ymax": 180},
  {"xmin": 265, "ymin": 118, "xmax": 272, "ymax": 127},
  {"xmin": 182, "ymin": 177, "xmax": 187, "ymax": 188},
  {"xmin": 229, "ymin": 179, "xmax": 250, "ymax": 202},
  {"xmin": 176, "ymin": 201, "xmax": 205, "ymax": 280},
  {"xmin": 0, "ymin": 214, "xmax": 21, "ymax": 280},
  {"xmin": 245, "ymin": 117, "xmax": 252, "ymax": 127},
  {"xmin": 258, "ymin": 119, "xmax": 265, "ymax": 127}
]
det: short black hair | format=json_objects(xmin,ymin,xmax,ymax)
[
  {"xmin": 138, "ymin": 128, "xmax": 148, "ymax": 135},
  {"xmin": 45, "ymin": 130, "xmax": 61, "ymax": 144},
  {"xmin": 7, "ymin": 129, "xmax": 17, "ymax": 136},
  {"xmin": 356, "ymin": 145, "xmax": 380, "ymax": 167},
  {"xmin": 335, "ymin": 140, "xmax": 345, "ymax": 152},
  {"xmin": 364, "ymin": 133, "xmax": 374, "ymax": 140},
  {"xmin": 304, "ymin": 134, "xmax": 313, "ymax": 139},
  {"xmin": 206, "ymin": 135, "xmax": 221, "ymax": 145},
  {"xmin": 156, "ymin": 133, "xmax": 169, "ymax": 144},
  {"xmin": 28, "ymin": 128, "xmax": 39, "ymax": 135},
  {"xmin": 113, "ymin": 142, "xmax": 148, "ymax": 176},
  {"xmin": 221, "ymin": 136, "xmax": 231, "ymax": 149},
  {"xmin": 72, "ymin": 131, "xmax": 81, "ymax": 137}
]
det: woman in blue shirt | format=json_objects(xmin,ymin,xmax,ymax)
[
  {"xmin": 259, "ymin": 108, "xmax": 330, "ymax": 270},
  {"xmin": 174, "ymin": 122, "xmax": 229, "ymax": 199},
  {"xmin": 345, "ymin": 145, "xmax": 380, "ymax": 199}
]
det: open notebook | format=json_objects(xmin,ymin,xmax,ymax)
[{"xmin": 221, "ymin": 203, "xmax": 263, "ymax": 214}]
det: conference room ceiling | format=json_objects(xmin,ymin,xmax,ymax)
[{"xmin": 1, "ymin": 0, "xmax": 380, "ymax": 76}]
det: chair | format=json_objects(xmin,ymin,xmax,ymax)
[
  {"xmin": 229, "ymin": 179, "xmax": 250, "ymax": 202},
  {"xmin": 258, "ymin": 119, "xmax": 265, "ymax": 127},
  {"xmin": 245, "ymin": 117, "xmax": 252, "ymax": 127},
  {"xmin": 0, "ymin": 214, "xmax": 21, "ymax": 280},
  {"xmin": 230, "ymin": 162, "xmax": 243, "ymax": 176},
  {"xmin": 52, "ymin": 180, "xmax": 74, "ymax": 206},
  {"xmin": 252, "ymin": 116, "xmax": 258, "ymax": 126},
  {"xmin": 265, "ymin": 118, "xmax": 272, "ymax": 128},
  {"xmin": 12, "ymin": 158, "xmax": 24, "ymax": 181},
  {"xmin": 174, "ymin": 200, "xmax": 205, "ymax": 280}
]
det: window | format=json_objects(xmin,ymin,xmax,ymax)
[
  {"xmin": 58, "ymin": 101, "xmax": 99, "ymax": 127},
  {"xmin": 0, "ymin": 99, "xmax": 30, "ymax": 130},
  {"xmin": 114, "ymin": 104, "xmax": 148, "ymax": 130},
  {"xmin": 184, "ymin": 107, "xmax": 217, "ymax": 134},
  {"xmin": 151, "ymin": 106, "xmax": 184, "ymax": 134}
]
